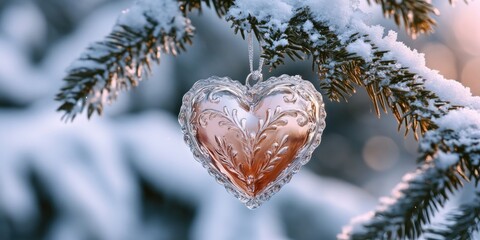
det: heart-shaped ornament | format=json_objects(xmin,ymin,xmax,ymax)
[{"xmin": 179, "ymin": 75, "xmax": 326, "ymax": 209}]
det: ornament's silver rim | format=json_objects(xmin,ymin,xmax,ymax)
[{"xmin": 178, "ymin": 74, "xmax": 326, "ymax": 209}]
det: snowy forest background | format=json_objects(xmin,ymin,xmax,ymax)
[{"xmin": 0, "ymin": 0, "xmax": 479, "ymax": 239}]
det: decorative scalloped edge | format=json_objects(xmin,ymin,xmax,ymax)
[{"xmin": 178, "ymin": 74, "xmax": 326, "ymax": 209}]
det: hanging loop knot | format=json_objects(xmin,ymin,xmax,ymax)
[
  {"xmin": 246, "ymin": 31, "xmax": 264, "ymax": 87},
  {"xmin": 246, "ymin": 70, "xmax": 263, "ymax": 87}
]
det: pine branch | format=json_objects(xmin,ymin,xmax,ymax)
[
  {"xmin": 367, "ymin": 0, "xmax": 438, "ymax": 38},
  {"xmin": 338, "ymin": 163, "xmax": 464, "ymax": 240},
  {"xmin": 424, "ymin": 190, "xmax": 480, "ymax": 240},
  {"xmin": 55, "ymin": 0, "xmax": 194, "ymax": 121},
  {"xmin": 420, "ymin": 126, "xmax": 480, "ymax": 183}
]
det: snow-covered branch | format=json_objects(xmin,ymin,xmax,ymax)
[
  {"xmin": 338, "ymin": 163, "xmax": 462, "ymax": 239},
  {"xmin": 56, "ymin": 0, "xmax": 194, "ymax": 121},
  {"xmin": 424, "ymin": 190, "xmax": 480, "ymax": 240},
  {"xmin": 421, "ymin": 109, "xmax": 480, "ymax": 178}
]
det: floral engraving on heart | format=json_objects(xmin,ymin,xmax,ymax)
[
  {"xmin": 179, "ymin": 75, "xmax": 326, "ymax": 209},
  {"xmin": 199, "ymin": 106, "xmax": 309, "ymax": 194}
]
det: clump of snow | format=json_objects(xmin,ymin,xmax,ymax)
[
  {"xmin": 272, "ymin": 39, "xmax": 289, "ymax": 48},
  {"xmin": 369, "ymin": 29, "xmax": 427, "ymax": 68},
  {"xmin": 117, "ymin": 0, "xmax": 187, "ymax": 36},
  {"xmin": 426, "ymin": 79, "xmax": 480, "ymax": 110},
  {"xmin": 306, "ymin": 0, "xmax": 354, "ymax": 29},
  {"xmin": 374, "ymin": 169, "xmax": 424, "ymax": 213},
  {"xmin": 303, "ymin": 20, "xmax": 314, "ymax": 31},
  {"xmin": 228, "ymin": 0, "xmax": 294, "ymax": 32},
  {"xmin": 435, "ymin": 151, "xmax": 460, "ymax": 170},
  {"xmin": 434, "ymin": 108, "xmax": 480, "ymax": 131},
  {"xmin": 338, "ymin": 211, "xmax": 375, "ymax": 239},
  {"xmin": 346, "ymin": 39, "xmax": 373, "ymax": 62}
]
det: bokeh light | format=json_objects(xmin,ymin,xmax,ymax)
[
  {"xmin": 421, "ymin": 43, "xmax": 457, "ymax": 80},
  {"xmin": 452, "ymin": 2, "xmax": 480, "ymax": 56},
  {"xmin": 461, "ymin": 57, "xmax": 480, "ymax": 96},
  {"xmin": 362, "ymin": 136, "xmax": 399, "ymax": 171}
]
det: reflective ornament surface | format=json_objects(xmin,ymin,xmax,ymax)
[{"xmin": 179, "ymin": 75, "xmax": 326, "ymax": 209}]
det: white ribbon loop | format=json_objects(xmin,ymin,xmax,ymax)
[{"xmin": 246, "ymin": 31, "xmax": 264, "ymax": 87}]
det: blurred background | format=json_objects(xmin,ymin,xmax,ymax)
[{"xmin": 0, "ymin": 0, "xmax": 478, "ymax": 239}]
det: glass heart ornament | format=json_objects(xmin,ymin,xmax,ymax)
[{"xmin": 179, "ymin": 74, "xmax": 326, "ymax": 209}]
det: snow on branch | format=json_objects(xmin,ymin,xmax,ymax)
[
  {"xmin": 55, "ymin": 0, "xmax": 194, "ymax": 121},
  {"xmin": 421, "ymin": 109, "xmax": 480, "ymax": 178}
]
